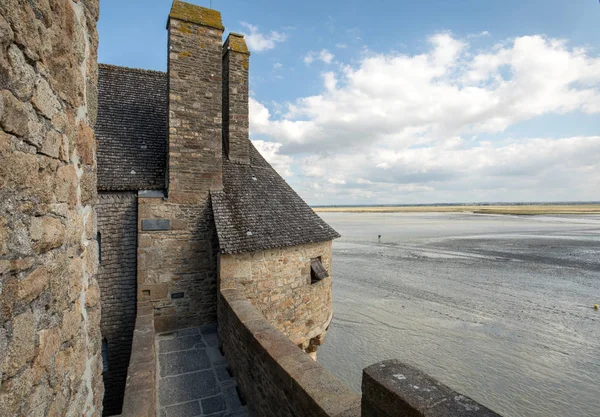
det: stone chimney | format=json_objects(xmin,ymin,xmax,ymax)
[
  {"xmin": 167, "ymin": 0, "xmax": 224, "ymax": 202},
  {"xmin": 222, "ymin": 33, "xmax": 250, "ymax": 164}
]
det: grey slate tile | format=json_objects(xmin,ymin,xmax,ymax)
[
  {"xmin": 211, "ymin": 144, "xmax": 340, "ymax": 255},
  {"xmin": 97, "ymin": 64, "xmax": 167, "ymax": 191}
]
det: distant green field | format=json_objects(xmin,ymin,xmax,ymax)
[{"xmin": 313, "ymin": 204, "xmax": 600, "ymax": 215}]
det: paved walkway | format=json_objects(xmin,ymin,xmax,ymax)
[{"xmin": 156, "ymin": 324, "xmax": 249, "ymax": 417}]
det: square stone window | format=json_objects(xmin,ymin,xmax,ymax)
[{"xmin": 310, "ymin": 257, "xmax": 329, "ymax": 284}]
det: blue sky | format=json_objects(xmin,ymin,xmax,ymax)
[{"xmin": 99, "ymin": 1, "xmax": 600, "ymax": 205}]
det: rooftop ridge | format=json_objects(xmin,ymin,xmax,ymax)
[{"xmin": 99, "ymin": 63, "xmax": 167, "ymax": 76}]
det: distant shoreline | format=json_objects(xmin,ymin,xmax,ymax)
[{"xmin": 313, "ymin": 204, "xmax": 600, "ymax": 215}]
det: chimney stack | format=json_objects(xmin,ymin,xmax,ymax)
[
  {"xmin": 222, "ymin": 33, "xmax": 250, "ymax": 164},
  {"xmin": 167, "ymin": 0, "xmax": 224, "ymax": 201}
]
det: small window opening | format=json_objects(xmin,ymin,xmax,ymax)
[
  {"xmin": 310, "ymin": 257, "xmax": 329, "ymax": 284},
  {"xmin": 97, "ymin": 232, "xmax": 101, "ymax": 264},
  {"xmin": 102, "ymin": 337, "xmax": 109, "ymax": 373}
]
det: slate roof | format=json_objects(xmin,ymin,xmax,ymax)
[
  {"xmin": 211, "ymin": 144, "xmax": 340, "ymax": 254},
  {"xmin": 96, "ymin": 64, "xmax": 168, "ymax": 190}
]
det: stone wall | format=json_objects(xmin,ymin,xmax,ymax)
[
  {"xmin": 120, "ymin": 300, "xmax": 156, "ymax": 417},
  {"xmin": 220, "ymin": 241, "xmax": 333, "ymax": 356},
  {"xmin": 136, "ymin": 1, "xmax": 224, "ymax": 332},
  {"xmin": 138, "ymin": 193, "xmax": 220, "ymax": 331},
  {"xmin": 0, "ymin": 0, "xmax": 103, "ymax": 415},
  {"xmin": 362, "ymin": 360, "xmax": 502, "ymax": 417},
  {"xmin": 97, "ymin": 192, "xmax": 137, "ymax": 415},
  {"xmin": 218, "ymin": 287, "xmax": 361, "ymax": 417}
]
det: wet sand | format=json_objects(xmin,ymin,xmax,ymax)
[{"xmin": 317, "ymin": 212, "xmax": 600, "ymax": 417}]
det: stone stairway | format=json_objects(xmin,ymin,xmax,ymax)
[{"xmin": 156, "ymin": 324, "xmax": 249, "ymax": 417}]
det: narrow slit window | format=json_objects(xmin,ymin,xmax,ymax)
[
  {"xmin": 97, "ymin": 232, "xmax": 101, "ymax": 264},
  {"xmin": 310, "ymin": 257, "xmax": 329, "ymax": 284}
]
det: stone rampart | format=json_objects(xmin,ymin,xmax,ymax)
[
  {"xmin": 218, "ymin": 287, "xmax": 361, "ymax": 417},
  {"xmin": 0, "ymin": 0, "xmax": 103, "ymax": 415},
  {"xmin": 120, "ymin": 300, "xmax": 156, "ymax": 417},
  {"xmin": 218, "ymin": 287, "xmax": 504, "ymax": 417},
  {"xmin": 362, "ymin": 360, "xmax": 502, "ymax": 417}
]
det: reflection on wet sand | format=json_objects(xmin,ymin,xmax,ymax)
[{"xmin": 317, "ymin": 213, "xmax": 600, "ymax": 417}]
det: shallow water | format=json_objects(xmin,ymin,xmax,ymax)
[{"xmin": 317, "ymin": 212, "xmax": 600, "ymax": 417}]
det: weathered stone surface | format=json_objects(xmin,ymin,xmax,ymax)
[
  {"xmin": 159, "ymin": 369, "xmax": 219, "ymax": 407},
  {"xmin": 55, "ymin": 164, "xmax": 77, "ymax": 205},
  {"xmin": 7, "ymin": 43, "xmax": 35, "ymax": 100},
  {"xmin": 41, "ymin": 129, "xmax": 63, "ymax": 159},
  {"xmin": 33, "ymin": 326, "xmax": 60, "ymax": 382},
  {"xmin": 76, "ymin": 120, "xmax": 95, "ymax": 166},
  {"xmin": 220, "ymin": 240, "xmax": 333, "ymax": 351},
  {"xmin": 362, "ymin": 360, "xmax": 502, "ymax": 417},
  {"xmin": 0, "ymin": 89, "xmax": 29, "ymax": 137},
  {"xmin": 18, "ymin": 264, "xmax": 49, "ymax": 302},
  {"xmin": 159, "ymin": 349, "xmax": 211, "ymax": 377},
  {"xmin": 218, "ymin": 289, "xmax": 360, "ymax": 417},
  {"xmin": 0, "ymin": 1, "xmax": 102, "ymax": 415},
  {"xmin": 3, "ymin": 310, "xmax": 35, "ymax": 378},
  {"xmin": 97, "ymin": 191, "xmax": 138, "ymax": 414},
  {"xmin": 32, "ymin": 75, "xmax": 62, "ymax": 119},
  {"xmin": 29, "ymin": 215, "xmax": 65, "ymax": 253}
]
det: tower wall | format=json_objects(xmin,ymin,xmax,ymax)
[
  {"xmin": 0, "ymin": 0, "xmax": 103, "ymax": 415},
  {"xmin": 136, "ymin": 1, "xmax": 224, "ymax": 331}
]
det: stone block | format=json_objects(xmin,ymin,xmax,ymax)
[
  {"xmin": 165, "ymin": 400, "xmax": 202, "ymax": 417},
  {"xmin": 362, "ymin": 360, "xmax": 501, "ymax": 417},
  {"xmin": 30, "ymin": 215, "xmax": 65, "ymax": 253},
  {"xmin": 18, "ymin": 264, "xmax": 49, "ymax": 302},
  {"xmin": 159, "ymin": 348, "xmax": 211, "ymax": 377},
  {"xmin": 32, "ymin": 75, "xmax": 61, "ymax": 119},
  {"xmin": 3, "ymin": 310, "xmax": 35, "ymax": 378},
  {"xmin": 202, "ymin": 394, "xmax": 226, "ymax": 414},
  {"xmin": 7, "ymin": 44, "xmax": 35, "ymax": 100},
  {"xmin": 0, "ymin": 90, "xmax": 29, "ymax": 137},
  {"xmin": 158, "ymin": 369, "xmax": 219, "ymax": 406},
  {"xmin": 159, "ymin": 334, "xmax": 205, "ymax": 353}
]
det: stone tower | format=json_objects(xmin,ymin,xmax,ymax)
[
  {"xmin": 136, "ymin": 1, "xmax": 225, "ymax": 331},
  {"xmin": 222, "ymin": 33, "xmax": 251, "ymax": 164}
]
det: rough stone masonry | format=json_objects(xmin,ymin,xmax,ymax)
[{"xmin": 0, "ymin": 0, "xmax": 103, "ymax": 416}]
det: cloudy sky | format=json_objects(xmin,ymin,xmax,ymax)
[{"xmin": 99, "ymin": 0, "xmax": 600, "ymax": 205}]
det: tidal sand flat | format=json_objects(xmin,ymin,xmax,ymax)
[{"xmin": 317, "ymin": 212, "xmax": 600, "ymax": 417}]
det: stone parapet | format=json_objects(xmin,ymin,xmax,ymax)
[
  {"xmin": 362, "ymin": 360, "xmax": 502, "ymax": 417},
  {"xmin": 218, "ymin": 287, "xmax": 361, "ymax": 417},
  {"xmin": 121, "ymin": 301, "xmax": 156, "ymax": 417}
]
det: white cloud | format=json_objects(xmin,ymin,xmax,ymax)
[
  {"xmin": 335, "ymin": 43, "xmax": 348, "ymax": 49},
  {"xmin": 322, "ymin": 72, "xmax": 337, "ymax": 91},
  {"xmin": 250, "ymin": 33, "xmax": 600, "ymax": 204},
  {"xmin": 251, "ymin": 140, "xmax": 293, "ymax": 178},
  {"xmin": 304, "ymin": 49, "xmax": 335, "ymax": 65},
  {"xmin": 273, "ymin": 62, "xmax": 283, "ymax": 69},
  {"xmin": 239, "ymin": 22, "xmax": 286, "ymax": 52}
]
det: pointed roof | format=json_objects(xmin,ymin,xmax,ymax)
[
  {"xmin": 211, "ymin": 145, "xmax": 340, "ymax": 254},
  {"xmin": 96, "ymin": 64, "xmax": 167, "ymax": 191}
]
